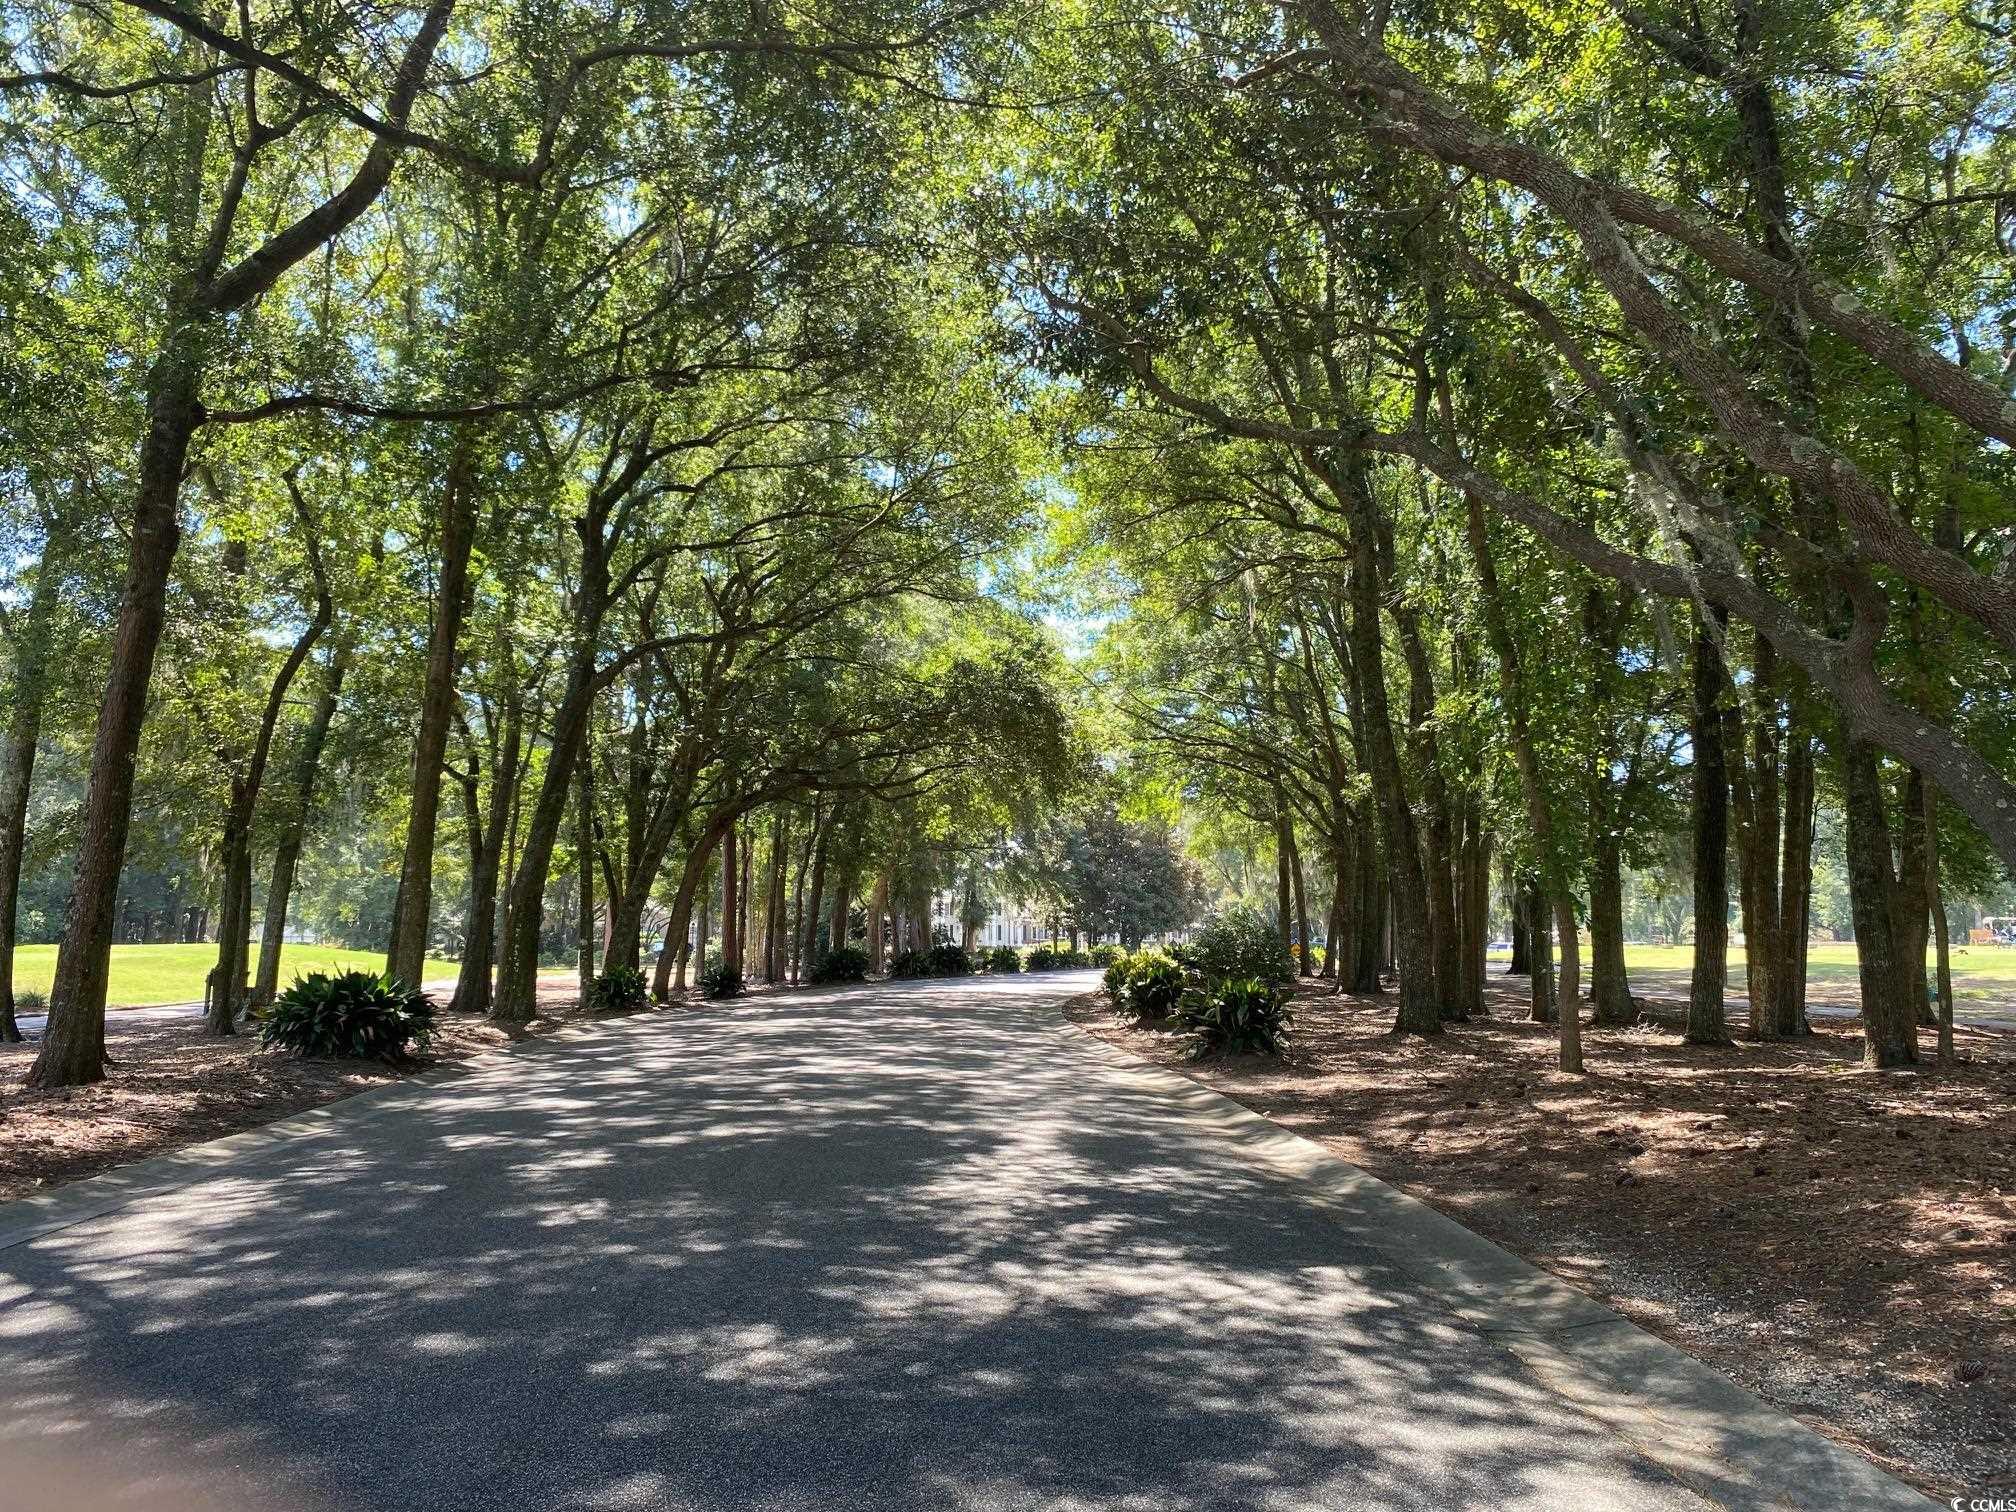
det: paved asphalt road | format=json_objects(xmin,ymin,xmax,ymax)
[{"xmin": 0, "ymin": 972, "xmax": 1928, "ymax": 1511}]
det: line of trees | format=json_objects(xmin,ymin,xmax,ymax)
[
  {"xmin": 987, "ymin": 0, "xmax": 2010, "ymax": 1070},
  {"xmin": 4, "ymin": 0, "xmax": 2010, "ymax": 1086}
]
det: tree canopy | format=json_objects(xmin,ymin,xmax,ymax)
[{"xmin": 3, "ymin": 0, "xmax": 2010, "ymax": 1080}]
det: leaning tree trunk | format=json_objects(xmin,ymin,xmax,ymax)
[
  {"xmin": 0, "ymin": 539, "xmax": 63, "ymax": 1042},
  {"xmin": 254, "ymin": 641, "xmax": 351, "ymax": 1007},
  {"xmin": 492, "ymin": 656, "xmax": 596, "ymax": 1026},
  {"xmin": 1686, "ymin": 611, "xmax": 1733, "ymax": 1046},
  {"xmin": 386, "ymin": 443, "xmax": 479, "ymax": 990},
  {"xmin": 30, "ymin": 346, "xmax": 200, "ymax": 1089},
  {"xmin": 656, "ymin": 810, "xmax": 731, "ymax": 997},
  {"xmin": 209, "ymin": 552, "xmax": 330, "ymax": 1033}
]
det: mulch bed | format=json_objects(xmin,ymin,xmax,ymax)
[{"xmin": 1065, "ymin": 978, "xmax": 2016, "ymax": 1500}]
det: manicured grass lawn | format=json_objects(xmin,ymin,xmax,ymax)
[
  {"xmin": 9, "ymin": 943, "xmax": 466, "ymax": 1008},
  {"xmin": 1485, "ymin": 939, "xmax": 2016, "ymax": 1012}
]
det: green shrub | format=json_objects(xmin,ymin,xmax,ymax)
[
  {"xmin": 888, "ymin": 949, "xmax": 933, "ymax": 979},
  {"xmin": 587, "ymin": 965, "xmax": 647, "ymax": 1011},
  {"xmin": 1060, "ymin": 948, "xmax": 1091, "ymax": 968},
  {"xmin": 1179, "ymin": 976, "xmax": 1292, "ymax": 1057},
  {"xmin": 1088, "ymin": 943, "xmax": 1123, "ymax": 968},
  {"xmin": 929, "ymin": 942, "xmax": 972, "ymax": 976},
  {"xmin": 1101, "ymin": 953, "xmax": 1133, "ymax": 999},
  {"xmin": 699, "ymin": 962, "xmax": 745, "ymax": 999},
  {"xmin": 259, "ymin": 970, "xmax": 435, "ymax": 1060},
  {"xmin": 809, "ymin": 945, "xmax": 870, "ymax": 984},
  {"xmin": 1123, "ymin": 953, "xmax": 1185, "ymax": 1021},
  {"xmin": 1188, "ymin": 905, "xmax": 1296, "ymax": 985},
  {"xmin": 1027, "ymin": 945, "xmax": 1059, "ymax": 971},
  {"xmin": 986, "ymin": 945, "xmax": 1022, "ymax": 973},
  {"xmin": 12, "ymin": 988, "xmax": 48, "ymax": 1013}
]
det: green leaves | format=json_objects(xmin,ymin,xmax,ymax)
[{"xmin": 258, "ymin": 970, "xmax": 435, "ymax": 1060}]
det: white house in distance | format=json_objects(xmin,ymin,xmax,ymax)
[{"xmin": 928, "ymin": 890, "xmax": 1049, "ymax": 947}]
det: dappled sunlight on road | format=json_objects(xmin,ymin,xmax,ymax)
[{"xmin": 0, "ymin": 974, "xmax": 1892, "ymax": 1510}]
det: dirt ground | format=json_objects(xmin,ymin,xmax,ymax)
[
  {"xmin": 0, "ymin": 997, "xmax": 601, "ymax": 1203},
  {"xmin": 1065, "ymin": 977, "xmax": 2016, "ymax": 1501}
]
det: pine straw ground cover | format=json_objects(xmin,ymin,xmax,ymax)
[
  {"xmin": 1065, "ymin": 980, "xmax": 2016, "ymax": 1500},
  {"xmin": 0, "ymin": 980, "xmax": 605, "ymax": 1203}
]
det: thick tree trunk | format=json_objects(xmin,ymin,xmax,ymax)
[
  {"xmin": 450, "ymin": 692, "xmax": 519, "ymax": 1017},
  {"xmin": 576, "ymin": 721, "xmax": 597, "ymax": 1000},
  {"xmin": 0, "ymin": 540, "xmax": 62, "ymax": 1042},
  {"xmin": 1461, "ymin": 474, "xmax": 1574, "ymax": 1061},
  {"xmin": 1458, "ymin": 810, "xmax": 1491, "ymax": 1017},
  {"xmin": 1587, "ymin": 822, "xmax": 1636, "ymax": 1025},
  {"xmin": 1523, "ymin": 877, "xmax": 1558, "ymax": 1025},
  {"xmin": 1553, "ymin": 898, "xmax": 1581, "ymax": 1021},
  {"xmin": 1351, "ymin": 813, "xmax": 1383, "ymax": 992},
  {"xmin": 1843, "ymin": 742, "xmax": 1916, "ymax": 1067},
  {"xmin": 1391, "ymin": 601, "xmax": 1463, "ymax": 1016},
  {"xmin": 1687, "ymin": 614, "xmax": 1733, "ymax": 1046},
  {"xmin": 1274, "ymin": 797, "xmax": 1295, "ymax": 952},
  {"xmin": 828, "ymin": 868, "xmax": 852, "ymax": 951},
  {"xmin": 868, "ymin": 876, "xmax": 888, "ymax": 972},
  {"xmin": 206, "ymin": 802, "xmax": 254, "ymax": 1036},
  {"xmin": 30, "ymin": 347, "xmax": 199, "ymax": 1088},
  {"xmin": 1288, "ymin": 824, "xmax": 1313, "ymax": 977},
  {"xmin": 1320, "ymin": 832, "xmax": 1347, "ymax": 982},
  {"xmin": 786, "ymin": 813, "xmax": 813, "ymax": 982},
  {"xmin": 1924, "ymin": 777, "xmax": 1954, "ymax": 1063},
  {"xmin": 1894, "ymin": 768, "xmax": 1933, "ymax": 1026},
  {"xmin": 722, "ymin": 820, "xmax": 742, "ymax": 977},
  {"xmin": 1773, "ymin": 729, "xmax": 1816, "ymax": 1035},
  {"xmin": 801, "ymin": 808, "xmax": 831, "ymax": 976},
  {"xmin": 1330, "ymin": 467, "xmax": 1439, "ymax": 1036},
  {"xmin": 386, "ymin": 443, "xmax": 478, "ymax": 989},
  {"xmin": 737, "ymin": 824, "xmax": 753, "ymax": 968},
  {"xmin": 1509, "ymin": 882, "xmax": 1530, "ymax": 976},
  {"xmin": 762, "ymin": 809, "xmax": 789, "ymax": 983},
  {"xmin": 492, "ymin": 659, "xmax": 594, "ymax": 1026}
]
